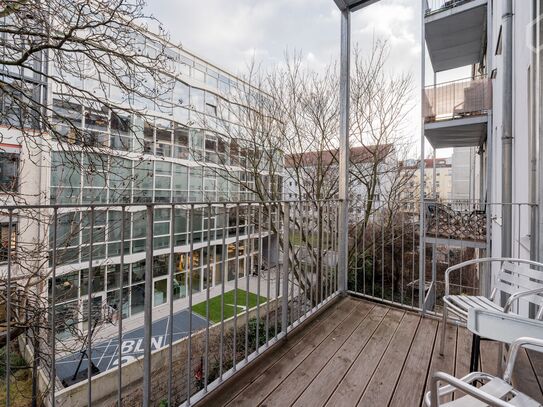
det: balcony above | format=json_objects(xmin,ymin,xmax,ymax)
[
  {"xmin": 425, "ymin": 0, "xmax": 488, "ymax": 72},
  {"xmin": 424, "ymin": 76, "xmax": 491, "ymax": 148}
]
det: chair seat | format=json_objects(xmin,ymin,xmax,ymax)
[
  {"xmin": 443, "ymin": 295, "xmax": 503, "ymax": 320},
  {"xmin": 436, "ymin": 377, "xmax": 541, "ymax": 407}
]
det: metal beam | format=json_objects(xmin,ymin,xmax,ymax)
[
  {"xmin": 333, "ymin": 0, "xmax": 380, "ymax": 12},
  {"xmin": 349, "ymin": 0, "xmax": 381, "ymax": 12},
  {"xmin": 333, "ymin": 0, "xmax": 348, "ymax": 11},
  {"xmin": 338, "ymin": 8, "xmax": 351, "ymax": 294}
]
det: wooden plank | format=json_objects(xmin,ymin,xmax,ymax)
[
  {"xmin": 424, "ymin": 323, "xmax": 458, "ymax": 405},
  {"xmin": 260, "ymin": 300, "xmax": 376, "ymax": 406},
  {"xmin": 292, "ymin": 304, "xmax": 389, "ymax": 407},
  {"xmin": 324, "ymin": 309, "xmax": 405, "ymax": 407},
  {"xmin": 527, "ymin": 349, "xmax": 543, "ymax": 395},
  {"xmin": 479, "ymin": 339, "xmax": 500, "ymax": 377},
  {"xmin": 512, "ymin": 349, "xmax": 543, "ymax": 403},
  {"xmin": 455, "ymin": 326, "xmax": 472, "ymax": 379},
  {"xmin": 199, "ymin": 297, "xmax": 354, "ymax": 407},
  {"xmin": 225, "ymin": 299, "xmax": 368, "ymax": 407},
  {"xmin": 527, "ymin": 349, "xmax": 543, "ymax": 399},
  {"xmin": 389, "ymin": 317, "xmax": 438, "ymax": 407},
  {"xmin": 356, "ymin": 312, "xmax": 421, "ymax": 406}
]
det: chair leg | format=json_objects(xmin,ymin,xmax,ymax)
[
  {"xmin": 440, "ymin": 303, "xmax": 447, "ymax": 356},
  {"xmin": 470, "ymin": 334, "xmax": 481, "ymax": 372}
]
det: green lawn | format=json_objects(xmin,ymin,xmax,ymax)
[{"xmin": 192, "ymin": 289, "xmax": 267, "ymax": 323}]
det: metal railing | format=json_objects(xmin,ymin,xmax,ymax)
[
  {"xmin": 1, "ymin": 197, "xmax": 537, "ymax": 405},
  {"xmin": 420, "ymin": 201, "xmax": 536, "ymax": 316},
  {"xmin": 423, "ymin": 76, "xmax": 492, "ymax": 123},
  {"xmin": 0, "ymin": 199, "xmax": 339, "ymax": 406},
  {"xmin": 425, "ymin": 0, "xmax": 477, "ymax": 16},
  {"xmin": 347, "ymin": 200, "xmax": 537, "ymax": 316},
  {"xmin": 347, "ymin": 201, "xmax": 423, "ymax": 311}
]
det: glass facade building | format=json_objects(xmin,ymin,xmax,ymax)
[{"xmin": 0, "ymin": 30, "xmax": 280, "ymax": 336}]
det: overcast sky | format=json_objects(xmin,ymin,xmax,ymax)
[{"xmin": 147, "ymin": 0, "xmax": 438, "ymax": 158}]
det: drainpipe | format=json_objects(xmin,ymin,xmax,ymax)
[
  {"xmin": 501, "ymin": 0, "xmax": 513, "ymax": 258},
  {"xmin": 538, "ymin": 0, "xmax": 543, "ymax": 260},
  {"xmin": 531, "ymin": 0, "xmax": 540, "ymax": 261},
  {"xmin": 338, "ymin": 8, "xmax": 351, "ymax": 294}
]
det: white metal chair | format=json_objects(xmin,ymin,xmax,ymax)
[
  {"xmin": 440, "ymin": 257, "xmax": 543, "ymax": 357},
  {"xmin": 425, "ymin": 337, "xmax": 543, "ymax": 407}
]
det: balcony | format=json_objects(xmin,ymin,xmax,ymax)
[
  {"xmin": 423, "ymin": 77, "xmax": 491, "ymax": 148},
  {"xmin": 424, "ymin": 0, "xmax": 488, "ymax": 72},
  {"xmin": 0, "ymin": 199, "xmax": 542, "ymax": 406}
]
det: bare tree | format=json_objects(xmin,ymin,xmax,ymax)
[
  {"xmin": 350, "ymin": 39, "xmax": 415, "ymax": 227},
  {"xmin": 0, "ymin": 0, "xmax": 177, "ymax": 402},
  {"xmin": 348, "ymin": 40, "xmax": 417, "ymax": 305}
]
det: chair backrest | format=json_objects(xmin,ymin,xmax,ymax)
[{"xmin": 495, "ymin": 262, "xmax": 543, "ymax": 316}]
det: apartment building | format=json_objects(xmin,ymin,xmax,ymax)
[
  {"xmin": 450, "ymin": 147, "xmax": 480, "ymax": 202},
  {"xmin": 283, "ymin": 145, "xmax": 398, "ymax": 209},
  {"xmin": 401, "ymin": 157, "xmax": 452, "ymax": 204},
  {"xmin": 423, "ymin": 0, "xmax": 542, "ymax": 294},
  {"xmin": 0, "ymin": 27, "xmax": 280, "ymax": 338}
]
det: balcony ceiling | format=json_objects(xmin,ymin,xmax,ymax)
[
  {"xmin": 425, "ymin": 116, "xmax": 487, "ymax": 149},
  {"xmin": 425, "ymin": 0, "xmax": 487, "ymax": 72},
  {"xmin": 333, "ymin": 0, "xmax": 381, "ymax": 12}
]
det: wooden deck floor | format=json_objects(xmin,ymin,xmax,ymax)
[{"xmin": 197, "ymin": 297, "xmax": 543, "ymax": 407}]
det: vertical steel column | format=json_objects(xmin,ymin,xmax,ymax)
[
  {"xmin": 118, "ymin": 207, "xmax": 126, "ymax": 406},
  {"xmin": 143, "ymin": 206, "xmax": 154, "ymax": 406},
  {"xmin": 281, "ymin": 203, "xmax": 290, "ymax": 337},
  {"xmin": 501, "ymin": 0, "xmax": 514, "ymax": 259},
  {"xmin": 419, "ymin": 0, "xmax": 427, "ymax": 311},
  {"xmin": 338, "ymin": 8, "xmax": 351, "ymax": 294},
  {"xmin": 168, "ymin": 204, "xmax": 176, "ymax": 404},
  {"xmin": 87, "ymin": 209, "xmax": 95, "ymax": 406},
  {"xmin": 50, "ymin": 209, "xmax": 58, "ymax": 407},
  {"xmin": 5, "ymin": 211, "xmax": 13, "ymax": 407}
]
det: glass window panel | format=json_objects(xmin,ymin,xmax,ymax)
[
  {"xmin": 154, "ymin": 279, "xmax": 168, "ymax": 306},
  {"xmin": 155, "ymin": 175, "xmax": 171, "ymax": 189},
  {"xmin": 49, "ymin": 271, "xmax": 79, "ymax": 303},
  {"xmin": 173, "ymin": 272, "xmax": 186, "ymax": 299},
  {"xmin": 0, "ymin": 153, "xmax": 18, "ymax": 192},
  {"xmin": 131, "ymin": 283, "xmax": 145, "ymax": 315},
  {"xmin": 80, "ymin": 266, "xmax": 105, "ymax": 295},
  {"xmin": 153, "ymin": 254, "xmax": 169, "ymax": 277},
  {"xmin": 191, "ymin": 88, "xmax": 205, "ymax": 111},
  {"xmin": 106, "ymin": 264, "xmax": 130, "ymax": 290},
  {"xmin": 107, "ymin": 288, "xmax": 130, "ymax": 319},
  {"xmin": 131, "ymin": 260, "xmax": 146, "ymax": 283}
]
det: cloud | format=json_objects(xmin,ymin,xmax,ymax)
[{"xmin": 146, "ymin": 0, "xmax": 422, "ymax": 155}]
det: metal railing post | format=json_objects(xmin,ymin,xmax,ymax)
[
  {"xmin": 419, "ymin": 0, "xmax": 427, "ymax": 312},
  {"xmin": 338, "ymin": 8, "xmax": 351, "ymax": 295},
  {"xmin": 143, "ymin": 205, "xmax": 154, "ymax": 406},
  {"xmin": 281, "ymin": 202, "xmax": 290, "ymax": 337}
]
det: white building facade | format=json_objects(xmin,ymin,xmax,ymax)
[{"xmin": 423, "ymin": 0, "xmax": 543, "ymax": 311}]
